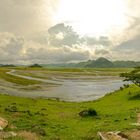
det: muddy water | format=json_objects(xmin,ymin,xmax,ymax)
[
  {"xmin": 1, "ymin": 71, "xmax": 130, "ymax": 102},
  {"xmin": 41, "ymin": 77, "xmax": 129, "ymax": 102}
]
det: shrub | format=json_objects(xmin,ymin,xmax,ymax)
[
  {"xmin": 31, "ymin": 125, "xmax": 46, "ymax": 136},
  {"xmin": 123, "ymin": 84, "xmax": 129, "ymax": 88},
  {"xmin": 79, "ymin": 108, "xmax": 97, "ymax": 117},
  {"xmin": 120, "ymin": 87, "xmax": 123, "ymax": 91},
  {"xmin": 129, "ymin": 94, "xmax": 140, "ymax": 100},
  {"xmin": 5, "ymin": 105, "xmax": 18, "ymax": 112}
]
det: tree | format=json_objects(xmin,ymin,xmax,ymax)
[
  {"xmin": 120, "ymin": 66, "xmax": 140, "ymax": 87},
  {"xmin": 29, "ymin": 64, "xmax": 42, "ymax": 68}
]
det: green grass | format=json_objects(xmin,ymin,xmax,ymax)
[
  {"xmin": 37, "ymin": 67, "xmax": 133, "ymax": 74},
  {"xmin": 0, "ymin": 85, "xmax": 139, "ymax": 140},
  {"xmin": 0, "ymin": 67, "xmax": 132, "ymax": 85},
  {"xmin": 0, "ymin": 67, "xmax": 139, "ymax": 139},
  {"xmin": 0, "ymin": 68, "xmax": 41, "ymax": 85},
  {"xmin": 8, "ymin": 67, "xmax": 133, "ymax": 81},
  {"xmin": 11, "ymin": 67, "xmax": 132, "ymax": 73}
]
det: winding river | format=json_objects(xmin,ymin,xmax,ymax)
[{"xmin": 0, "ymin": 70, "xmax": 130, "ymax": 102}]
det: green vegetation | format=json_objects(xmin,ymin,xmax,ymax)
[
  {"xmin": 79, "ymin": 108, "xmax": 98, "ymax": 117},
  {"xmin": 43, "ymin": 57, "xmax": 140, "ymax": 68},
  {"xmin": 0, "ymin": 85, "xmax": 139, "ymax": 139},
  {"xmin": 0, "ymin": 67, "xmax": 140, "ymax": 139},
  {"xmin": 12, "ymin": 67, "xmax": 133, "ymax": 79},
  {"xmin": 121, "ymin": 66, "xmax": 140, "ymax": 87},
  {"xmin": 0, "ymin": 68, "xmax": 41, "ymax": 85},
  {"xmin": 28, "ymin": 64, "xmax": 42, "ymax": 68}
]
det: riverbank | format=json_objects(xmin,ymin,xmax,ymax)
[
  {"xmin": 0, "ymin": 68, "xmax": 131, "ymax": 102},
  {"xmin": 0, "ymin": 85, "xmax": 139, "ymax": 139}
]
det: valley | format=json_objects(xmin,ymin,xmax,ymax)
[{"xmin": 0, "ymin": 67, "xmax": 139, "ymax": 139}]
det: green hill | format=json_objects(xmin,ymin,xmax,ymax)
[
  {"xmin": 43, "ymin": 57, "xmax": 140, "ymax": 68},
  {"xmin": 85, "ymin": 57, "xmax": 114, "ymax": 68}
]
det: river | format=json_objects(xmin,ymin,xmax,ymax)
[{"xmin": 0, "ymin": 70, "xmax": 130, "ymax": 102}]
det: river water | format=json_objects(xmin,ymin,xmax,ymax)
[
  {"xmin": 1, "ymin": 71, "xmax": 129, "ymax": 102},
  {"xmin": 39, "ymin": 76, "xmax": 129, "ymax": 102}
]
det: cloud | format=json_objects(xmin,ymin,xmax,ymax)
[
  {"xmin": 24, "ymin": 45, "xmax": 91, "ymax": 64},
  {"xmin": 114, "ymin": 34, "xmax": 140, "ymax": 51},
  {"xmin": 95, "ymin": 48, "xmax": 109, "ymax": 55},
  {"xmin": 0, "ymin": 20, "xmax": 140, "ymax": 65},
  {"xmin": 0, "ymin": 32, "xmax": 25, "ymax": 63},
  {"xmin": 48, "ymin": 23, "xmax": 82, "ymax": 47},
  {"xmin": 110, "ymin": 50, "xmax": 140, "ymax": 61},
  {"xmin": 43, "ymin": 23, "xmax": 112, "ymax": 49},
  {"xmin": 0, "ymin": 30, "xmax": 93, "ymax": 64},
  {"xmin": 0, "ymin": 0, "xmax": 59, "ymax": 36},
  {"xmin": 84, "ymin": 36, "xmax": 111, "ymax": 47},
  {"xmin": 110, "ymin": 0, "xmax": 140, "ymax": 46}
]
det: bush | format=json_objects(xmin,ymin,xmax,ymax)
[
  {"xmin": 5, "ymin": 105, "xmax": 18, "ymax": 112},
  {"xmin": 31, "ymin": 125, "xmax": 46, "ymax": 136},
  {"xmin": 120, "ymin": 67, "xmax": 140, "ymax": 87},
  {"xmin": 79, "ymin": 108, "xmax": 97, "ymax": 117},
  {"xmin": 120, "ymin": 87, "xmax": 123, "ymax": 91},
  {"xmin": 123, "ymin": 84, "xmax": 129, "ymax": 88},
  {"xmin": 129, "ymin": 94, "xmax": 140, "ymax": 100}
]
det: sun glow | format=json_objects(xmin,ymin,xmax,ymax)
[{"xmin": 54, "ymin": 0, "xmax": 128, "ymax": 36}]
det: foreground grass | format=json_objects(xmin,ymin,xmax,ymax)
[{"xmin": 0, "ymin": 85, "xmax": 140, "ymax": 140}]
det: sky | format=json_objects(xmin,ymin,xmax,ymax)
[{"xmin": 0, "ymin": 0, "xmax": 140, "ymax": 64}]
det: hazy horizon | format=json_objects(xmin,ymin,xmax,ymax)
[{"xmin": 0, "ymin": 0, "xmax": 140, "ymax": 64}]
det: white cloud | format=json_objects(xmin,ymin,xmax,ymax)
[
  {"xmin": 0, "ymin": 32, "xmax": 25, "ymax": 63},
  {"xmin": 0, "ymin": 0, "xmax": 59, "ymax": 36},
  {"xmin": 55, "ymin": 32, "xmax": 64, "ymax": 40}
]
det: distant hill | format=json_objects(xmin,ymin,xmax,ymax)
[
  {"xmin": 29, "ymin": 64, "xmax": 42, "ymax": 68},
  {"xmin": 85, "ymin": 57, "xmax": 114, "ymax": 68},
  {"xmin": 113, "ymin": 61, "xmax": 140, "ymax": 68},
  {"xmin": 43, "ymin": 57, "xmax": 140, "ymax": 68},
  {"xmin": 0, "ymin": 64, "xmax": 16, "ymax": 67}
]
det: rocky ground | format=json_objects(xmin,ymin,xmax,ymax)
[
  {"xmin": 0, "ymin": 117, "xmax": 39, "ymax": 140},
  {"xmin": 98, "ymin": 113, "xmax": 140, "ymax": 140}
]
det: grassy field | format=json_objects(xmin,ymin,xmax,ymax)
[
  {"xmin": 0, "ymin": 67, "xmax": 139, "ymax": 139},
  {"xmin": 8, "ymin": 67, "xmax": 133, "ymax": 80},
  {"xmin": 0, "ymin": 85, "xmax": 139, "ymax": 139},
  {"xmin": 0, "ymin": 68, "xmax": 41, "ymax": 85}
]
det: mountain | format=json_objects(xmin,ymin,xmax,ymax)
[
  {"xmin": 113, "ymin": 61, "xmax": 140, "ymax": 68},
  {"xmin": 0, "ymin": 64, "xmax": 16, "ymax": 67},
  {"xmin": 29, "ymin": 64, "xmax": 42, "ymax": 68},
  {"xmin": 43, "ymin": 57, "xmax": 140, "ymax": 68},
  {"xmin": 85, "ymin": 57, "xmax": 114, "ymax": 68}
]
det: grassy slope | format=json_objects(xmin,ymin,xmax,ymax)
[
  {"xmin": 0, "ymin": 67, "xmax": 139, "ymax": 139},
  {"xmin": 0, "ymin": 85, "xmax": 139, "ymax": 140}
]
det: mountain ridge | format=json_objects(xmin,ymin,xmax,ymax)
[{"xmin": 43, "ymin": 57, "xmax": 140, "ymax": 68}]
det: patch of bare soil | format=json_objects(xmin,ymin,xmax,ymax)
[
  {"xmin": 131, "ymin": 113, "xmax": 140, "ymax": 126},
  {"xmin": 18, "ymin": 131, "xmax": 39, "ymax": 140},
  {"xmin": 98, "ymin": 132, "xmax": 127, "ymax": 140},
  {"xmin": 137, "ymin": 113, "xmax": 140, "ymax": 124},
  {"xmin": 124, "ymin": 130, "xmax": 140, "ymax": 140},
  {"xmin": 0, "ymin": 117, "xmax": 39, "ymax": 140},
  {"xmin": 0, "ymin": 131, "xmax": 17, "ymax": 139},
  {"xmin": 0, "ymin": 117, "xmax": 8, "ymax": 130},
  {"xmin": 98, "ymin": 113, "xmax": 140, "ymax": 140}
]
